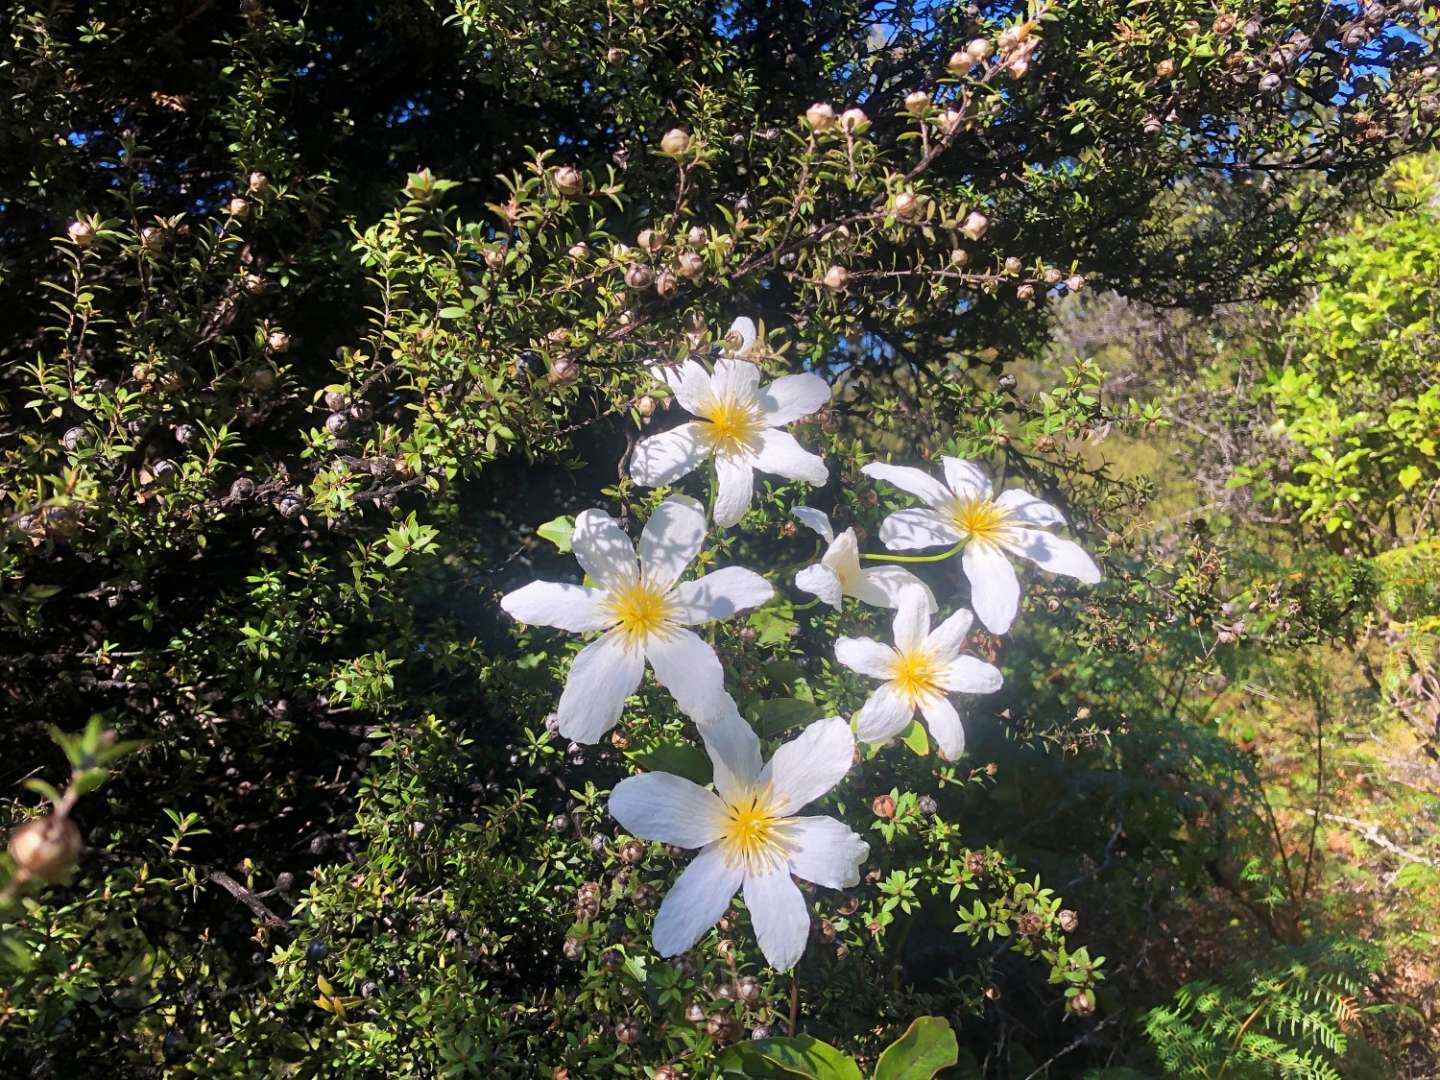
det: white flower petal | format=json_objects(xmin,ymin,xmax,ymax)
[
  {"xmin": 923, "ymin": 607, "xmax": 975, "ymax": 660},
  {"xmin": 744, "ymin": 865, "xmax": 810, "ymax": 971},
  {"xmin": 834, "ymin": 636, "xmax": 896, "ymax": 679},
  {"xmin": 822, "ymin": 530, "xmax": 865, "ymax": 594},
  {"xmin": 640, "ymin": 494, "xmax": 707, "ymax": 590},
  {"xmin": 571, "ymin": 509, "xmax": 638, "ymax": 590},
  {"xmin": 853, "ymin": 683, "xmax": 915, "ymax": 744},
  {"xmin": 995, "ymin": 488, "xmax": 1066, "ymax": 527},
  {"xmin": 920, "ymin": 695, "xmax": 966, "ymax": 761},
  {"xmin": 796, "ymin": 563, "xmax": 844, "ymax": 610},
  {"xmin": 758, "ymin": 372, "xmax": 831, "ymax": 427},
  {"xmin": 655, "ymin": 359, "xmax": 713, "ymax": 415},
  {"xmin": 878, "ymin": 508, "xmax": 963, "ymax": 551},
  {"xmin": 941, "ymin": 457, "xmax": 993, "ymax": 501},
  {"xmin": 938, "ymin": 655, "xmax": 1003, "ymax": 695},
  {"xmin": 853, "ymin": 566, "xmax": 937, "ymax": 612},
  {"xmin": 557, "ymin": 631, "xmax": 645, "ymax": 742},
  {"xmin": 1003, "ymin": 528, "xmax": 1102, "ymax": 584},
  {"xmin": 784, "ymin": 816, "xmax": 870, "ymax": 890},
  {"xmin": 674, "ymin": 567, "xmax": 775, "ymax": 624},
  {"xmin": 652, "ymin": 844, "xmax": 744, "ymax": 957},
  {"xmin": 962, "ymin": 542, "xmax": 1021, "ymax": 636},
  {"xmin": 710, "ymin": 356, "xmax": 762, "ymax": 406},
  {"xmin": 790, "ymin": 506, "xmax": 835, "ymax": 544},
  {"xmin": 760, "ymin": 716, "xmax": 855, "ymax": 815},
  {"xmin": 699, "ymin": 699, "xmax": 764, "ymax": 804},
  {"xmin": 645, "ymin": 628, "xmax": 731, "ymax": 724},
  {"xmin": 500, "ymin": 581, "xmax": 614, "ymax": 633},
  {"xmin": 861, "ymin": 462, "xmax": 953, "ymax": 508},
  {"xmin": 752, "ymin": 428, "xmax": 828, "ymax": 485},
  {"xmin": 609, "ymin": 772, "xmax": 728, "ymax": 848},
  {"xmin": 630, "ymin": 422, "xmax": 709, "ymax": 488},
  {"xmin": 713, "ymin": 454, "xmax": 755, "ymax": 528},
  {"xmin": 891, "ymin": 584, "xmax": 931, "ymax": 653}
]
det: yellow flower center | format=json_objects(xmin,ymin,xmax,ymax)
[
  {"xmin": 720, "ymin": 788, "xmax": 788, "ymax": 870},
  {"xmin": 890, "ymin": 648, "xmax": 943, "ymax": 704},
  {"xmin": 605, "ymin": 580, "xmax": 674, "ymax": 644},
  {"xmin": 698, "ymin": 397, "xmax": 760, "ymax": 456},
  {"xmin": 949, "ymin": 497, "xmax": 1011, "ymax": 544}
]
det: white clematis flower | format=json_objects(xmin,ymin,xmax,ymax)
[
  {"xmin": 790, "ymin": 506, "xmax": 937, "ymax": 613},
  {"xmin": 861, "ymin": 457, "xmax": 1101, "ymax": 635},
  {"xmin": 500, "ymin": 495, "xmax": 773, "ymax": 742},
  {"xmin": 608, "ymin": 710, "xmax": 869, "ymax": 971},
  {"xmin": 835, "ymin": 584, "xmax": 1002, "ymax": 761},
  {"xmin": 630, "ymin": 317, "xmax": 832, "ymax": 528}
]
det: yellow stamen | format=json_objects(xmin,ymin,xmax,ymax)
[
  {"xmin": 698, "ymin": 397, "xmax": 760, "ymax": 456},
  {"xmin": 720, "ymin": 788, "xmax": 788, "ymax": 870},
  {"xmin": 890, "ymin": 649, "xmax": 943, "ymax": 704},
  {"xmin": 949, "ymin": 497, "xmax": 1011, "ymax": 544},
  {"xmin": 605, "ymin": 580, "xmax": 674, "ymax": 644}
]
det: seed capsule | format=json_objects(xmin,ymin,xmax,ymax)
[
  {"xmin": 248, "ymin": 171, "xmax": 269, "ymax": 194},
  {"xmin": 948, "ymin": 50, "xmax": 975, "ymax": 75},
  {"xmin": 226, "ymin": 197, "xmax": 250, "ymax": 218},
  {"xmin": 7, "ymin": 816, "xmax": 82, "ymax": 881},
  {"xmin": 660, "ymin": 128, "xmax": 691, "ymax": 155},
  {"xmin": 966, "ymin": 38, "xmax": 992, "ymax": 61},
  {"xmin": 904, "ymin": 90, "xmax": 930, "ymax": 115},
  {"xmin": 625, "ymin": 264, "xmax": 655, "ymax": 289},
  {"xmin": 805, "ymin": 102, "xmax": 836, "ymax": 129},
  {"xmin": 553, "ymin": 166, "xmax": 584, "ymax": 196},
  {"xmin": 893, "ymin": 191, "xmax": 919, "ymax": 218},
  {"xmin": 839, "ymin": 107, "xmax": 868, "ymax": 132},
  {"xmin": 675, "ymin": 251, "xmax": 703, "ymax": 279},
  {"xmin": 68, "ymin": 220, "xmax": 96, "ymax": 247},
  {"xmin": 823, "ymin": 264, "xmax": 849, "ymax": 291},
  {"xmin": 960, "ymin": 211, "xmax": 989, "ymax": 240}
]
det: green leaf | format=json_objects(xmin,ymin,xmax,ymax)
[
  {"xmin": 535, "ymin": 515, "xmax": 575, "ymax": 552},
  {"xmin": 626, "ymin": 740, "xmax": 712, "ymax": 786},
  {"xmin": 873, "ymin": 1017, "xmax": 959, "ymax": 1080},
  {"xmin": 751, "ymin": 698, "xmax": 823, "ymax": 739},
  {"xmin": 718, "ymin": 1036, "xmax": 864, "ymax": 1080},
  {"xmin": 899, "ymin": 719, "xmax": 929, "ymax": 757},
  {"xmin": 1397, "ymin": 464, "xmax": 1422, "ymax": 490}
]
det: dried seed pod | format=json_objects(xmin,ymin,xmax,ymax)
[
  {"xmin": 805, "ymin": 102, "xmax": 836, "ymax": 129},
  {"xmin": 675, "ymin": 251, "xmax": 704, "ymax": 279},
  {"xmin": 904, "ymin": 90, "xmax": 930, "ymax": 115},
  {"xmin": 839, "ymin": 107, "xmax": 868, "ymax": 132},
  {"xmin": 893, "ymin": 191, "xmax": 920, "ymax": 219},
  {"xmin": 226, "ymin": 197, "xmax": 249, "ymax": 218},
  {"xmin": 624, "ymin": 264, "xmax": 655, "ymax": 289},
  {"xmin": 553, "ymin": 166, "xmax": 584, "ymax": 196},
  {"xmin": 960, "ymin": 211, "xmax": 989, "ymax": 240},
  {"xmin": 660, "ymin": 128, "xmax": 691, "ymax": 155},
  {"xmin": 247, "ymin": 171, "xmax": 269, "ymax": 194},
  {"xmin": 948, "ymin": 50, "xmax": 975, "ymax": 75},
  {"xmin": 823, "ymin": 264, "xmax": 849, "ymax": 291},
  {"xmin": 7, "ymin": 816, "xmax": 82, "ymax": 882}
]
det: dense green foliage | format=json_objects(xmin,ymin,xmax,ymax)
[{"xmin": 2, "ymin": 0, "xmax": 1438, "ymax": 1076}]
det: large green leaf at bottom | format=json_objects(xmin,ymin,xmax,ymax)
[
  {"xmin": 717, "ymin": 1035, "xmax": 865, "ymax": 1079},
  {"xmin": 872, "ymin": 1016, "xmax": 959, "ymax": 1080}
]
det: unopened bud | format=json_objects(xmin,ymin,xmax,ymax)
[
  {"xmin": 893, "ymin": 190, "xmax": 919, "ymax": 219},
  {"xmin": 1043, "ymin": 267, "xmax": 1063, "ymax": 285},
  {"xmin": 548, "ymin": 358, "xmax": 578, "ymax": 384},
  {"xmin": 1004, "ymin": 255, "xmax": 1023, "ymax": 274},
  {"xmin": 248, "ymin": 170, "xmax": 269, "ymax": 194},
  {"xmin": 948, "ymin": 50, "xmax": 975, "ymax": 75},
  {"xmin": 675, "ymin": 251, "xmax": 704, "ymax": 278},
  {"xmin": 939, "ymin": 108, "xmax": 963, "ymax": 135},
  {"xmin": 1212, "ymin": 13, "xmax": 1236, "ymax": 34},
  {"xmin": 1064, "ymin": 274, "xmax": 1085, "ymax": 292},
  {"xmin": 904, "ymin": 90, "xmax": 930, "ymax": 115},
  {"xmin": 686, "ymin": 225, "xmax": 707, "ymax": 246},
  {"xmin": 966, "ymin": 38, "xmax": 992, "ymax": 61},
  {"xmin": 1155, "ymin": 58, "xmax": 1175, "ymax": 79},
  {"xmin": 1008, "ymin": 57, "xmax": 1029, "ymax": 79},
  {"xmin": 1017, "ymin": 283, "xmax": 1035, "ymax": 301},
  {"xmin": 805, "ymin": 102, "xmax": 837, "ymax": 129},
  {"xmin": 568, "ymin": 242, "xmax": 589, "ymax": 260},
  {"xmin": 68, "ymin": 220, "xmax": 96, "ymax": 247},
  {"xmin": 553, "ymin": 166, "xmax": 584, "ymax": 197},
  {"xmin": 606, "ymin": 46, "xmax": 626, "ymax": 65},
  {"xmin": 823, "ymin": 264, "xmax": 850, "ymax": 290},
  {"xmin": 8, "ymin": 816, "xmax": 82, "ymax": 882},
  {"xmin": 637, "ymin": 228, "xmax": 659, "ymax": 253},
  {"xmin": 637, "ymin": 394, "xmax": 657, "ymax": 418},
  {"xmin": 960, "ymin": 210, "xmax": 989, "ymax": 240},
  {"xmin": 226, "ymin": 197, "xmax": 249, "ymax": 218},
  {"xmin": 950, "ymin": 247, "xmax": 971, "ymax": 267},
  {"xmin": 659, "ymin": 128, "xmax": 691, "ymax": 155},
  {"xmin": 839, "ymin": 107, "xmax": 868, "ymax": 133}
]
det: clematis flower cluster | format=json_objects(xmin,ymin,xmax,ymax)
[{"xmin": 498, "ymin": 315, "xmax": 1103, "ymax": 972}]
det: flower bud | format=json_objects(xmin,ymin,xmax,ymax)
[
  {"xmin": 948, "ymin": 50, "xmax": 975, "ymax": 75},
  {"xmin": 737, "ymin": 975, "xmax": 761, "ymax": 1002},
  {"xmin": 68, "ymin": 220, "xmax": 96, "ymax": 248},
  {"xmin": 660, "ymin": 128, "xmax": 691, "ymax": 155},
  {"xmin": 226, "ymin": 197, "xmax": 249, "ymax": 218},
  {"xmin": 1259, "ymin": 72, "xmax": 1282, "ymax": 95},
  {"xmin": 562, "ymin": 937, "xmax": 584, "ymax": 961},
  {"xmin": 706, "ymin": 1012, "xmax": 732, "ymax": 1041},
  {"xmin": 685, "ymin": 1001, "xmax": 707, "ymax": 1024},
  {"xmin": 553, "ymin": 166, "xmax": 584, "ymax": 197},
  {"xmin": 1068, "ymin": 990, "xmax": 1096, "ymax": 1017},
  {"xmin": 1143, "ymin": 116, "xmax": 1164, "ymax": 138},
  {"xmin": 141, "ymin": 225, "xmax": 166, "ymax": 252},
  {"xmin": 242, "ymin": 272, "xmax": 266, "ymax": 295},
  {"xmin": 228, "ymin": 477, "xmax": 256, "ymax": 501},
  {"xmin": 484, "ymin": 247, "xmax": 505, "ymax": 270},
  {"xmin": 637, "ymin": 228, "xmax": 659, "ymax": 253},
  {"xmin": 1000, "ymin": 22, "xmax": 1032, "ymax": 50},
  {"xmin": 653, "ymin": 1068, "xmax": 678, "ymax": 1080},
  {"xmin": 174, "ymin": 422, "xmax": 198, "ymax": 447},
  {"xmin": 624, "ymin": 264, "xmax": 655, "ymax": 289},
  {"xmin": 904, "ymin": 90, "xmax": 930, "ymax": 115},
  {"xmin": 266, "ymin": 329, "xmax": 291, "ymax": 353},
  {"xmin": 636, "ymin": 394, "xmax": 657, "ymax": 418},
  {"xmin": 960, "ymin": 210, "xmax": 989, "ymax": 240},
  {"xmin": 1064, "ymin": 274, "xmax": 1085, "ymax": 292},
  {"xmin": 966, "ymin": 38, "xmax": 992, "ymax": 61},
  {"xmin": 892, "ymin": 190, "xmax": 919, "ymax": 219},
  {"xmin": 1016, "ymin": 283, "xmax": 1035, "ymax": 301},
  {"xmin": 548, "ymin": 357, "xmax": 578, "ymax": 385},
  {"xmin": 950, "ymin": 247, "xmax": 971, "ymax": 267},
  {"xmin": 805, "ymin": 102, "xmax": 836, "ymax": 129},
  {"xmin": 675, "ymin": 251, "xmax": 704, "ymax": 279},
  {"xmin": 248, "ymin": 170, "xmax": 269, "ymax": 194},
  {"xmin": 1042, "ymin": 267, "xmax": 1063, "ymax": 285},
  {"xmin": 823, "ymin": 264, "xmax": 849, "ymax": 290},
  {"xmin": 1155, "ymin": 58, "xmax": 1175, "ymax": 79},
  {"xmin": 839, "ymin": 107, "xmax": 868, "ymax": 133},
  {"xmin": 1004, "ymin": 256, "xmax": 1022, "ymax": 274},
  {"xmin": 8, "ymin": 816, "xmax": 82, "ymax": 882},
  {"xmin": 872, "ymin": 793, "xmax": 896, "ymax": 818}
]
